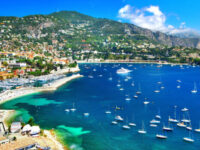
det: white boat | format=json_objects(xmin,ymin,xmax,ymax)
[
  {"xmin": 156, "ymin": 134, "xmax": 167, "ymax": 139},
  {"xmin": 117, "ymin": 84, "xmax": 121, "ymax": 87},
  {"xmin": 83, "ymin": 113, "xmax": 90, "ymax": 117},
  {"xmin": 125, "ymin": 97, "xmax": 131, "ymax": 101},
  {"xmin": 169, "ymin": 106, "xmax": 178, "ymax": 123},
  {"xmin": 88, "ymin": 75, "xmax": 94, "ymax": 79},
  {"xmin": 177, "ymin": 85, "xmax": 181, "ymax": 88},
  {"xmin": 117, "ymin": 68, "xmax": 131, "ymax": 74},
  {"xmin": 150, "ymin": 119, "xmax": 160, "ymax": 124},
  {"xmin": 181, "ymin": 108, "xmax": 189, "ymax": 112},
  {"xmin": 183, "ymin": 137, "xmax": 194, "ymax": 143},
  {"xmin": 133, "ymin": 95, "xmax": 138, "ymax": 98},
  {"xmin": 111, "ymin": 121, "xmax": 118, "ymax": 125},
  {"xmin": 163, "ymin": 123, "xmax": 173, "ymax": 131},
  {"xmin": 119, "ymin": 88, "xmax": 124, "ymax": 91},
  {"xmin": 144, "ymin": 101, "xmax": 150, "ymax": 105},
  {"xmin": 155, "ymin": 115, "xmax": 161, "ymax": 119},
  {"xmin": 122, "ymin": 125, "xmax": 130, "ymax": 129},
  {"xmin": 191, "ymin": 82, "xmax": 197, "ymax": 93},
  {"xmin": 181, "ymin": 119, "xmax": 191, "ymax": 123},
  {"xmin": 150, "ymin": 124, "xmax": 158, "ymax": 127},
  {"xmin": 161, "ymin": 86, "xmax": 165, "ymax": 89},
  {"xmin": 115, "ymin": 115, "xmax": 124, "ymax": 122},
  {"xmin": 138, "ymin": 121, "xmax": 146, "ymax": 134},
  {"xmin": 131, "ymin": 82, "xmax": 135, "ymax": 86},
  {"xmin": 65, "ymin": 109, "xmax": 70, "ymax": 112},
  {"xmin": 105, "ymin": 111, "xmax": 111, "ymax": 114},
  {"xmin": 108, "ymin": 77, "xmax": 112, "ymax": 81},
  {"xmin": 136, "ymin": 91, "xmax": 141, "ymax": 95},
  {"xmin": 70, "ymin": 103, "xmax": 76, "ymax": 112},
  {"xmin": 194, "ymin": 122, "xmax": 200, "ymax": 132},
  {"xmin": 177, "ymin": 122, "xmax": 186, "ymax": 128},
  {"xmin": 183, "ymin": 131, "xmax": 194, "ymax": 143},
  {"xmin": 154, "ymin": 90, "xmax": 160, "ymax": 93},
  {"xmin": 155, "ymin": 110, "xmax": 161, "ymax": 119},
  {"xmin": 129, "ymin": 123, "xmax": 136, "ymax": 127}
]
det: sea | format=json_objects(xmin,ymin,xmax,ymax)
[{"xmin": 1, "ymin": 63, "xmax": 200, "ymax": 150}]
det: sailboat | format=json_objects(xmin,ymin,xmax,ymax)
[
  {"xmin": 191, "ymin": 82, "xmax": 197, "ymax": 93},
  {"xmin": 181, "ymin": 107, "xmax": 189, "ymax": 112},
  {"xmin": 163, "ymin": 122, "xmax": 173, "ymax": 131},
  {"xmin": 115, "ymin": 115, "xmax": 124, "ymax": 122},
  {"xmin": 155, "ymin": 109, "xmax": 161, "ymax": 119},
  {"xmin": 183, "ymin": 131, "xmax": 194, "ymax": 143},
  {"xmin": 177, "ymin": 121, "xmax": 186, "ymax": 128},
  {"xmin": 150, "ymin": 119, "xmax": 160, "ymax": 124},
  {"xmin": 181, "ymin": 113, "xmax": 191, "ymax": 123},
  {"xmin": 195, "ymin": 122, "xmax": 200, "ymax": 132},
  {"xmin": 122, "ymin": 118, "xmax": 131, "ymax": 130},
  {"xmin": 129, "ymin": 115, "xmax": 136, "ymax": 127},
  {"xmin": 136, "ymin": 83, "xmax": 142, "ymax": 95},
  {"xmin": 138, "ymin": 121, "xmax": 147, "ymax": 134},
  {"xmin": 169, "ymin": 106, "xmax": 178, "ymax": 123},
  {"xmin": 186, "ymin": 122, "xmax": 192, "ymax": 131},
  {"xmin": 70, "ymin": 103, "xmax": 76, "ymax": 112},
  {"xmin": 156, "ymin": 131, "xmax": 167, "ymax": 139}
]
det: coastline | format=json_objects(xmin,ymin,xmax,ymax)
[
  {"xmin": 0, "ymin": 74, "xmax": 83, "ymax": 105},
  {"xmin": 77, "ymin": 60, "xmax": 189, "ymax": 65},
  {"xmin": 0, "ymin": 66, "xmax": 82, "ymax": 150}
]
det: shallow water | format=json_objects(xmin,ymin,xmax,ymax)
[{"xmin": 1, "ymin": 63, "xmax": 200, "ymax": 150}]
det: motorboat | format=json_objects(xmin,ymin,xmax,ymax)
[
  {"xmin": 150, "ymin": 119, "xmax": 160, "ymax": 124},
  {"xmin": 156, "ymin": 134, "xmax": 167, "ymax": 139},
  {"xmin": 117, "ymin": 68, "xmax": 131, "ymax": 74}
]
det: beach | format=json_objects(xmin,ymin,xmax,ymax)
[{"xmin": 0, "ymin": 66, "xmax": 82, "ymax": 150}]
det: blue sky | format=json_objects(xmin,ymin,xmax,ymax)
[{"xmin": 0, "ymin": 0, "xmax": 199, "ymax": 34}]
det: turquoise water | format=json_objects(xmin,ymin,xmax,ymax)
[{"xmin": 1, "ymin": 63, "xmax": 200, "ymax": 150}]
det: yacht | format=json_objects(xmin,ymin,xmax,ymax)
[
  {"xmin": 119, "ymin": 88, "xmax": 124, "ymax": 91},
  {"xmin": 183, "ymin": 137, "xmax": 194, "ymax": 143},
  {"xmin": 150, "ymin": 124, "xmax": 158, "ymax": 127},
  {"xmin": 177, "ymin": 122, "xmax": 186, "ymax": 128},
  {"xmin": 150, "ymin": 119, "xmax": 160, "ymax": 124},
  {"xmin": 70, "ymin": 103, "xmax": 76, "ymax": 112},
  {"xmin": 116, "ymin": 68, "xmax": 131, "ymax": 74},
  {"xmin": 65, "ymin": 109, "xmax": 70, "ymax": 112},
  {"xmin": 156, "ymin": 134, "xmax": 167, "ymax": 139},
  {"xmin": 154, "ymin": 90, "xmax": 160, "ymax": 93},
  {"xmin": 138, "ymin": 121, "xmax": 146, "ymax": 134},
  {"xmin": 194, "ymin": 122, "xmax": 200, "ymax": 132},
  {"xmin": 125, "ymin": 97, "xmax": 131, "ymax": 101},
  {"xmin": 183, "ymin": 132, "xmax": 194, "ymax": 143},
  {"xmin": 191, "ymin": 82, "xmax": 197, "ymax": 93},
  {"xmin": 111, "ymin": 121, "xmax": 118, "ymax": 125},
  {"xmin": 163, "ymin": 122, "xmax": 173, "ymax": 131},
  {"xmin": 105, "ymin": 110, "xmax": 111, "ymax": 114},
  {"xmin": 181, "ymin": 108, "xmax": 189, "ymax": 112},
  {"xmin": 133, "ymin": 95, "xmax": 138, "ymax": 99},
  {"xmin": 177, "ymin": 85, "xmax": 181, "ymax": 88},
  {"xmin": 155, "ymin": 110, "xmax": 161, "ymax": 119},
  {"xmin": 83, "ymin": 113, "xmax": 90, "ymax": 117},
  {"xmin": 129, "ymin": 122, "xmax": 136, "ymax": 127},
  {"xmin": 122, "ymin": 125, "xmax": 131, "ymax": 130},
  {"xmin": 169, "ymin": 106, "xmax": 178, "ymax": 123},
  {"xmin": 115, "ymin": 115, "xmax": 124, "ymax": 122},
  {"xmin": 144, "ymin": 101, "xmax": 150, "ymax": 105}
]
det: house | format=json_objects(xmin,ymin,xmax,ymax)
[{"xmin": 10, "ymin": 122, "xmax": 22, "ymax": 133}]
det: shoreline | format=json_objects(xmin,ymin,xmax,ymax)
[
  {"xmin": 0, "ymin": 73, "xmax": 83, "ymax": 105},
  {"xmin": 77, "ymin": 60, "xmax": 189, "ymax": 65},
  {"xmin": 0, "ymin": 67, "xmax": 82, "ymax": 150}
]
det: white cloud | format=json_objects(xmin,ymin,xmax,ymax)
[{"xmin": 118, "ymin": 5, "xmax": 200, "ymax": 37}]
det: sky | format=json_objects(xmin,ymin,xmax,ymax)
[{"xmin": 0, "ymin": 0, "xmax": 200, "ymax": 35}]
